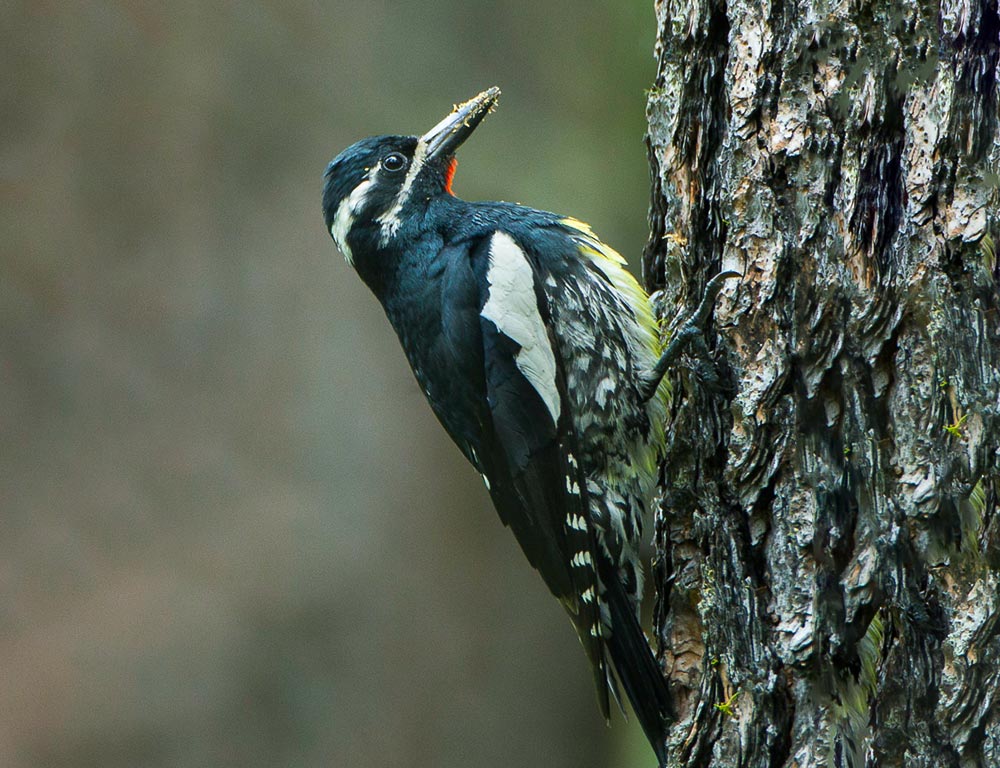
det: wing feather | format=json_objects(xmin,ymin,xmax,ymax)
[{"xmin": 470, "ymin": 231, "xmax": 613, "ymax": 715}]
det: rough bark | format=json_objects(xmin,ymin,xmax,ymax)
[{"xmin": 643, "ymin": 1, "xmax": 1000, "ymax": 766}]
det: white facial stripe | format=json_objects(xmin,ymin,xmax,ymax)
[
  {"xmin": 377, "ymin": 140, "xmax": 428, "ymax": 243},
  {"xmin": 331, "ymin": 176, "xmax": 373, "ymax": 265},
  {"xmin": 480, "ymin": 231, "xmax": 562, "ymax": 423}
]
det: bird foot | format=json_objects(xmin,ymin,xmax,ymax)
[{"xmin": 641, "ymin": 271, "xmax": 740, "ymax": 402}]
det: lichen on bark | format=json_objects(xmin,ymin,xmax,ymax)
[{"xmin": 644, "ymin": 1, "xmax": 1000, "ymax": 766}]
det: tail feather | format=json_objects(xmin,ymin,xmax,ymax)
[{"xmin": 602, "ymin": 565, "xmax": 673, "ymax": 767}]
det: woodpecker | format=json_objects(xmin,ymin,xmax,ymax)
[{"xmin": 322, "ymin": 87, "xmax": 733, "ymax": 766}]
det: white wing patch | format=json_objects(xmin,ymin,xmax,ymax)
[
  {"xmin": 331, "ymin": 177, "xmax": 373, "ymax": 265},
  {"xmin": 480, "ymin": 231, "xmax": 562, "ymax": 423}
]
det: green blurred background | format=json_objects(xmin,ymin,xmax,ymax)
[{"xmin": 2, "ymin": 2, "xmax": 655, "ymax": 766}]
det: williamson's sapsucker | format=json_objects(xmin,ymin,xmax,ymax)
[{"xmin": 322, "ymin": 87, "xmax": 734, "ymax": 766}]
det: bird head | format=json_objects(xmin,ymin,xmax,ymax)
[{"xmin": 322, "ymin": 87, "xmax": 500, "ymax": 267}]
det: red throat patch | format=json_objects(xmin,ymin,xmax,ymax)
[{"xmin": 444, "ymin": 157, "xmax": 457, "ymax": 195}]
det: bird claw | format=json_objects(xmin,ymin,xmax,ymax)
[
  {"xmin": 641, "ymin": 271, "xmax": 740, "ymax": 401},
  {"xmin": 687, "ymin": 270, "xmax": 741, "ymax": 332}
]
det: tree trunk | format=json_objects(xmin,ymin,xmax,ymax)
[{"xmin": 643, "ymin": 1, "xmax": 1000, "ymax": 766}]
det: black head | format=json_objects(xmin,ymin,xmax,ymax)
[{"xmin": 322, "ymin": 87, "xmax": 500, "ymax": 266}]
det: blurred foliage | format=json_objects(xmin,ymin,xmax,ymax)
[{"xmin": 1, "ymin": 2, "xmax": 655, "ymax": 766}]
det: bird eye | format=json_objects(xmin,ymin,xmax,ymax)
[{"xmin": 381, "ymin": 153, "xmax": 408, "ymax": 173}]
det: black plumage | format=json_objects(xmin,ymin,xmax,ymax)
[{"xmin": 322, "ymin": 88, "xmax": 673, "ymax": 765}]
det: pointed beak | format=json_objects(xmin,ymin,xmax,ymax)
[{"xmin": 421, "ymin": 87, "xmax": 500, "ymax": 162}]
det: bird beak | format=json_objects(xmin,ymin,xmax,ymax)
[{"xmin": 421, "ymin": 87, "xmax": 501, "ymax": 162}]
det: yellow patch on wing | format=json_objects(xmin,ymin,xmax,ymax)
[
  {"xmin": 561, "ymin": 217, "xmax": 627, "ymax": 263},
  {"xmin": 560, "ymin": 217, "xmax": 660, "ymax": 358},
  {"xmin": 559, "ymin": 217, "xmax": 670, "ymax": 474}
]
